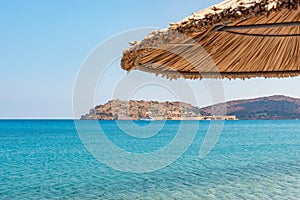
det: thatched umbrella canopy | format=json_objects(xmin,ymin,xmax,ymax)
[{"xmin": 121, "ymin": 0, "xmax": 300, "ymax": 80}]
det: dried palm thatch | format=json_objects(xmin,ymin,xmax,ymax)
[{"xmin": 121, "ymin": 0, "xmax": 300, "ymax": 80}]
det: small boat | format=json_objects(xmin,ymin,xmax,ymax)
[{"xmin": 140, "ymin": 117, "xmax": 155, "ymax": 121}]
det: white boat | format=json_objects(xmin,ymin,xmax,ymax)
[{"xmin": 140, "ymin": 117, "xmax": 155, "ymax": 121}]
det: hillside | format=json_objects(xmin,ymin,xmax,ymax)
[
  {"xmin": 81, "ymin": 95, "xmax": 300, "ymax": 120},
  {"xmin": 81, "ymin": 100, "xmax": 207, "ymax": 120},
  {"xmin": 202, "ymin": 95, "xmax": 300, "ymax": 120}
]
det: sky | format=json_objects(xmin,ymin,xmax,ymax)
[{"xmin": 1, "ymin": 0, "xmax": 300, "ymax": 119}]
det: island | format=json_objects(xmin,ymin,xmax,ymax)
[
  {"xmin": 81, "ymin": 95, "xmax": 300, "ymax": 120},
  {"xmin": 81, "ymin": 100, "xmax": 236, "ymax": 120}
]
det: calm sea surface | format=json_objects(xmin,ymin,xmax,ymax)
[{"xmin": 0, "ymin": 120, "xmax": 299, "ymax": 199}]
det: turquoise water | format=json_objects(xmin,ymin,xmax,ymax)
[{"xmin": 1, "ymin": 120, "xmax": 300, "ymax": 199}]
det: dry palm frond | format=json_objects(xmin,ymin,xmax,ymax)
[{"xmin": 121, "ymin": 0, "xmax": 300, "ymax": 80}]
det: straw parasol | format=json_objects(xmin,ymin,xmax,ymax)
[{"xmin": 121, "ymin": 0, "xmax": 300, "ymax": 80}]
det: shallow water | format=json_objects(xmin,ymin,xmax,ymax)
[{"xmin": 1, "ymin": 120, "xmax": 299, "ymax": 199}]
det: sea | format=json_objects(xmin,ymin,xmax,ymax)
[{"xmin": 0, "ymin": 120, "xmax": 299, "ymax": 199}]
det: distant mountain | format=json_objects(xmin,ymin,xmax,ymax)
[
  {"xmin": 201, "ymin": 95, "xmax": 300, "ymax": 120},
  {"xmin": 81, "ymin": 100, "xmax": 207, "ymax": 120},
  {"xmin": 81, "ymin": 95, "xmax": 300, "ymax": 120}
]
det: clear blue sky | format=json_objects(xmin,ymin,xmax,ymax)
[{"xmin": 1, "ymin": 0, "xmax": 300, "ymax": 119}]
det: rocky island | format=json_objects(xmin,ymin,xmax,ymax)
[
  {"xmin": 81, "ymin": 100, "xmax": 236, "ymax": 120},
  {"xmin": 81, "ymin": 95, "xmax": 300, "ymax": 120}
]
